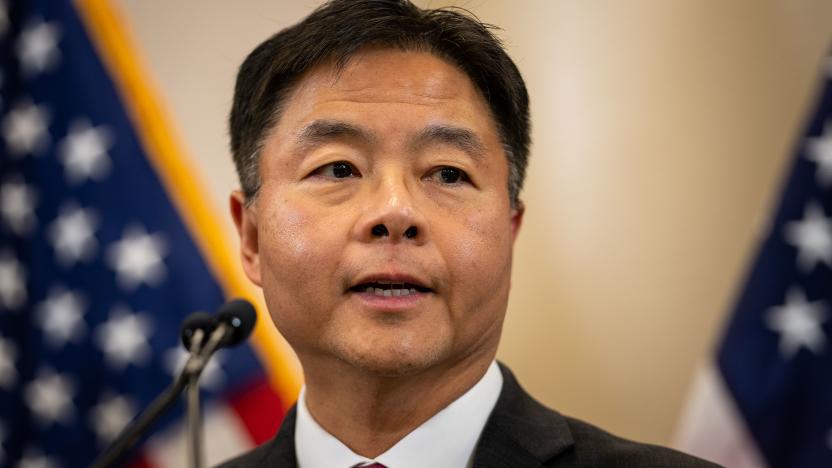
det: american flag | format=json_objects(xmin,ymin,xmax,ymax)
[
  {"xmin": 0, "ymin": 1, "xmax": 290, "ymax": 466},
  {"xmin": 676, "ymin": 52, "xmax": 832, "ymax": 467}
]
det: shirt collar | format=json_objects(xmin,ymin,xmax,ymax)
[{"xmin": 295, "ymin": 360, "xmax": 503, "ymax": 468}]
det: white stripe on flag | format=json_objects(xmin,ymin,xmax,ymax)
[
  {"xmin": 674, "ymin": 364, "xmax": 766, "ymax": 468},
  {"xmin": 144, "ymin": 401, "xmax": 255, "ymax": 467}
]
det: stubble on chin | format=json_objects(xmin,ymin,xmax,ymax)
[{"xmin": 325, "ymin": 322, "xmax": 453, "ymax": 378}]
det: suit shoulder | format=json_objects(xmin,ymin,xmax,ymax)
[
  {"xmin": 561, "ymin": 416, "xmax": 722, "ymax": 468},
  {"xmin": 214, "ymin": 406, "xmax": 297, "ymax": 468}
]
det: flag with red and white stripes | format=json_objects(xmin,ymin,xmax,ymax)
[{"xmin": 0, "ymin": 1, "xmax": 295, "ymax": 466}]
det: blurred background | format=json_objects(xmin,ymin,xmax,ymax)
[
  {"xmin": 115, "ymin": 0, "xmax": 832, "ymax": 448},
  {"xmin": 4, "ymin": 0, "xmax": 832, "ymax": 466}
]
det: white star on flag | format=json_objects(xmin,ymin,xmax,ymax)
[
  {"xmin": 765, "ymin": 287, "xmax": 828, "ymax": 359},
  {"xmin": 1, "ymin": 100, "xmax": 50, "ymax": 157},
  {"xmin": 89, "ymin": 392, "xmax": 136, "ymax": 445},
  {"xmin": 784, "ymin": 201, "xmax": 832, "ymax": 272},
  {"xmin": 23, "ymin": 368, "xmax": 75, "ymax": 426},
  {"xmin": 94, "ymin": 306, "xmax": 153, "ymax": 370},
  {"xmin": 15, "ymin": 18, "xmax": 61, "ymax": 77},
  {"xmin": 106, "ymin": 224, "xmax": 168, "ymax": 291},
  {"xmin": 47, "ymin": 203, "xmax": 99, "ymax": 267},
  {"xmin": 807, "ymin": 121, "xmax": 832, "ymax": 187},
  {"xmin": 35, "ymin": 287, "xmax": 87, "ymax": 348},
  {"xmin": 0, "ymin": 336, "xmax": 17, "ymax": 390},
  {"xmin": 58, "ymin": 119, "xmax": 113, "ymax": 185},
  {"xmin": 164, "ymin": 346, "xmax": 226, "ymax": 389},
  {"xmin": 0, "ymin": 178, "xmax": 38, "ymax": 236},
  {"xmin": 0, "ymin": 251, "xmax": 26, "ymax": 310},
  {"xmin": 17, "ymin": 448, "xmax": 59, "ymax": 468}
]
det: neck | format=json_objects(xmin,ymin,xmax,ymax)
[{"xmin": 301, "ymin": 353, "xmax": 494, "ymax": 458}]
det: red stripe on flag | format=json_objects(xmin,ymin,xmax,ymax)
[
  {"xmin": 127, "ymin": 454, "xmax": 154, "ymax": 468},
  {"xmin": 228, "ymin": 377, "xmax": 287, "ymax": 444}
]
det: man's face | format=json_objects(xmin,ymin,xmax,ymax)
[{"xmin": 232, "ymin": 49, "xmax": 523, "ymax": 377}]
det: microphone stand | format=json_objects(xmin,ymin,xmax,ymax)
[
  {"xmin": 90, "ymin": 326, "xmax": 228, "ymax": 468},
  {"xmin": 184, "ymin": 323, "xmax": 230, "ymax": 468},
  {"xmin": 90, "ymin": 300, "xmax": 256, "ymax": 468},
  {"xmin": 186, "ymin": 329, "xmax": 206, "ymax": 468}
]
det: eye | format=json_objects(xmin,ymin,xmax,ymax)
[
  {"xmin": 427, "ymin": 166, "xmax": 470, "ymax": 185},
  {"xmin": 311, "ymin": 161, "xmax": 360, "ymax": 179}
]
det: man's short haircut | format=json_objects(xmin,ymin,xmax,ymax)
[{"xmin": 230, "ymin": 0, "xmax": 530, "ymax": 207}]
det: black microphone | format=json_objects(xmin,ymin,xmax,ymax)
[
  {"xmin": 180, "ymin": 312, "xmax": 216, "ymax": 351},
  {"xmin": 186, "ymin": 299, "xmax": 257, "ymax": 375},
  {"xmin": 215, "ymin": 298, "xmax": 257, "ymax": 347},
  {"xmin": 180, "ymin": 299, "xmax": 256, "ymax": 352}
]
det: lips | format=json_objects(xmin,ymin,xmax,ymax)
[{"xmin": 348, "ymin": 275, "xmax": 433, "ymax": 296}]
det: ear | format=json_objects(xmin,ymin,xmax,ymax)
[
  {"xmin": 510, "ymin": 200, "xmax": 524, "ymax": 244},
  {"xmin": 230, "ymin": 190, "xmax": 262, "ymax": 286}
]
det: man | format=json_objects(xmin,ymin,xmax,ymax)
[{"xmin": 220, "ymin": 1, "xmax": 717, "ymax": 466}]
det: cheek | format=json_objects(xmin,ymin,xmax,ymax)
[
  {"xmin": 262, "ymin": 202, "xmax": 314, "ymax": 264},
  {"xmin": 259, "ymin": 191, "xmax": 348, "ymax": 273},
  {"xmin": 257, "ymin": 200, "xmax": 332, "ymax": 312},
  {"xmin": 445, "ymin": 208, "xmax": 514, "ymax": 296}
]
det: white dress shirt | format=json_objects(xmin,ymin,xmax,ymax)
[{"xmin": 295, "ymin": 361, "xmax": 503, "ymax": 468}]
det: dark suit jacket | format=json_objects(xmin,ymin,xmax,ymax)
[{"xmin": 217, "ymin": 364, "xmax": 720, "ymax": 467}]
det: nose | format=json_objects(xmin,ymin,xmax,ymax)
[
  {"xmin": 370, "ymin": 224, "xmax": 418, "ymax": 239},
  {"xmin": 353, "ymin": 175, "xmax": 428, "ymax": 245}
]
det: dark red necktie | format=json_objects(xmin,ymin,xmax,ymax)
[{"xmin": 352, "ymin": 463, "xmax": 387, "ymax": 468}]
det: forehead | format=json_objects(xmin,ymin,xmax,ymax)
[
  {"xmin": 268, "ymin": 48, "xmax": 501, "ymax": 146},
  {"xmin": 306, "ymin": 49, "xmax": 477, "ymax": 102}
]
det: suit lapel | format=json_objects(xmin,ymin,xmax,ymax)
[
  {"xmin": 472, "ymin": 363, "xmax": 574, "ymax": 468},
  {"xmin": 259, "ymin": 405, "xmax": 299, "ymax": 468}
]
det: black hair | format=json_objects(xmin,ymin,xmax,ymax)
[{"xmin": 230, "ymin": 0, "xmax": 530, "ymax": 206}]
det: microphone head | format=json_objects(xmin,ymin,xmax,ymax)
[
  {"xmin": 216, "ymin": 298, "xmax": 257, "ymax": 347},
  {"xmin": 181, "ymin": 312, "xmax": 216, "ymax": 350}
]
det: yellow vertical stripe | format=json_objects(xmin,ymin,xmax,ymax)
[{"xmin": 73, "ymin": 0, "xmax": 302, "ymax": 405}]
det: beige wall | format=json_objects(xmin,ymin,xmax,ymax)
[{"xmin": 116, "ymin": 0, "xmax": 832, "ymax": 446}]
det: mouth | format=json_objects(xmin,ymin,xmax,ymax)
[{"xmin": 348, "ymin": 277, "xmax": 433, "ymax": 298}]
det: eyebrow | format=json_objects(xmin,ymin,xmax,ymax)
[
  {"xmin": 294, "ymin": 120, "xmax": 486, "ymax": 161},
  {"xmin": 410, "ymin": 124, "xmax": 486, "ymax": 162},
  {"xmin": 295, "ymin": 120, "xmax": 377, "ymax": 152}
]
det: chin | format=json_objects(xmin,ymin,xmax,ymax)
[{"xmin": 332, "ymin": 335, "xmax": 450, "ymax": 378}]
